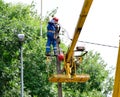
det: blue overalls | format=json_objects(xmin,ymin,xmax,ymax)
[{"xmin": 46, "ymin": 21, "xmax": 57, "ymax": 55}]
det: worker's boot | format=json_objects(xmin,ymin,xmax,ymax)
[{"xmin": 45, "ymin": 52, "xmax": 51, "ymax": 56}]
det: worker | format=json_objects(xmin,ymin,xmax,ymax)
[
  {"xmin": 46, "ymin": 17, "xmax": 60, "ymax": 56},
  {"xmin": 53, "ymin": 17, "xmax": 61, "ymax": 43}
]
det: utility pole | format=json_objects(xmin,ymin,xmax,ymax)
[
  {"xmin": 40, "ymin": 0, "xmax": 42, "ymax": 36},
  {"xmin": 56, "ymin": 38, "xmax": 62, "ymax": 97}
]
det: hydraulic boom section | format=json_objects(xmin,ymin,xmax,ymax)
[
  {"xmin": 112, "ymin": 41, "xmax": 120, "ymax": 97},
  {"xmin": 66, "ymin": 0, "xmax": 93, "ymax": 63}
]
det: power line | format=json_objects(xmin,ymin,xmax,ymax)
[
  {"xmin": 60, "ymin": 26, "xmax": 119, "ymax": 49},
  {"xmin": 78, "ymin": 40, "xmax": 118, "ymax": 48}
]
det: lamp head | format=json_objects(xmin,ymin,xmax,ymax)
[{"xmin": 18, "ymin": 34, "xmax": 25, "ymax": 41}]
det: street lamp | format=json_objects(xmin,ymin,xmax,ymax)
[
  {"xmin": 18, "ymin": 34, "xmax": 25, "ymax": 42},
  {"xmin": 18, "ymin": 34, "xmax": 25, "ymax": 97},
  {"xmin": 40, "ymin": 0, "xmax": 42, "ymax": 36}
]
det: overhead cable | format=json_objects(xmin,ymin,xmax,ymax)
[
  {"xmin": 60, "ymin": 26, "xmax": 118, "ymax": 49},
  {"xmin": 78, "ymin": 40, "xmax": 118, "ymax": 48}
]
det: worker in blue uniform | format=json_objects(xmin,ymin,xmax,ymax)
[{"xmin": 46, "ymin": 17, "xmax": 59, "ymax": 56}]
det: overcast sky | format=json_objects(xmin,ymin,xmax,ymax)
[{"xmin": 4, "ymin": 0, "xmax": 120, "ymax": 75}]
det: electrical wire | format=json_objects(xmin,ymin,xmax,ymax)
[
  {"xmin": 78, "ymin": 40, "xmax": 118, "ymax": 48},
  {"xmin": 60, "ymin": 26, "xmax": 118, "ymax": 49}
]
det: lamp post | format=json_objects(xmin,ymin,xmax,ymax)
[
  {"xmin": 40, "ymin": 0, "xmax": 42, "ymax": 36},
  {"xmin": 18, "ymin": 34, "xmax": 25, "ymax": 97}
]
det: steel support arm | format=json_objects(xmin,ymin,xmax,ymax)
[
  {"xmin": 66, "ymin": 0, "xmax": 93, "ymax": 63},
  {"xmin": 112, "ymin": 41, "xmax": 120, "ymax": 97}
]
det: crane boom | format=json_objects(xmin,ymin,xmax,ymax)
[
  {"xmin": 66, "ymin": 0, "xmax": 93, "ymax": 63},
  {"xmin": 112, "ymin": 41, "xmax": 120, "ymax": 97}
]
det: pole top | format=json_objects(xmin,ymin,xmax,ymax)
[{"xmin": 18, "ymin": 34, "xmax": 25, "ymax": 42}]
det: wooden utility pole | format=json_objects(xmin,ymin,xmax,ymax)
[{"xmin": 56, "ymin": 38, "xmax": 63, "ymax": 97}]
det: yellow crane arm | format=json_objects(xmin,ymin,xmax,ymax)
[
  {"xmin": 66, "ymin": 0, "xmax": 93, "ymax": 63},
  {"xmin": 112, "ymin": 41, "xmax": 120, "ymax": 97}
]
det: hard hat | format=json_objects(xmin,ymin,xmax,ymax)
[
  {"xmin": 58, "ymin": 53, "xmax": 64, "ymax": 61},
  {"xmin": 50, "ymin": 19, "xmax": 55, "ymax": 23},
  {"xmin": 53, "ymin": 17, "xmax": 59, "ymax": 22}
]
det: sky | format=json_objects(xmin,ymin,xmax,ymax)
[{"xmin": 4, "ymin": 0, "xmax": 120, "ymax": 75}]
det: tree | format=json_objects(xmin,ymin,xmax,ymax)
[
  {"xmin": 62, "ymin": 51, "xmax": 113, "ymax": 97},
  {"xmin": 23, "ymin": 38, "xmax": 57, "ymax": 97},
  {"xmin": 0, "ymin": 0, "xmax": 40, "ymax": 96},
  {"xmin": 0, "ymin": 0, "xmax": 58, "ymax": 96}
]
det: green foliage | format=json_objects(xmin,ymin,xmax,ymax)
[
  {"xmin": 0, "ymin": 0, "xmax": 41, "ymax": 96},
  {"xmin": 80, "ymin": 89, "xmax": 105, "ymax": 97},
  {"xmin": 62, "ymin": 51, "xmax": 113, "ymax": 97},
  {"xmin": 0, "ymin": 0, "xmax": 19, "ymax": 96},
  {"xmin": 23, "ymin": 38, "xmax": 56, "ymax": 96}
]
